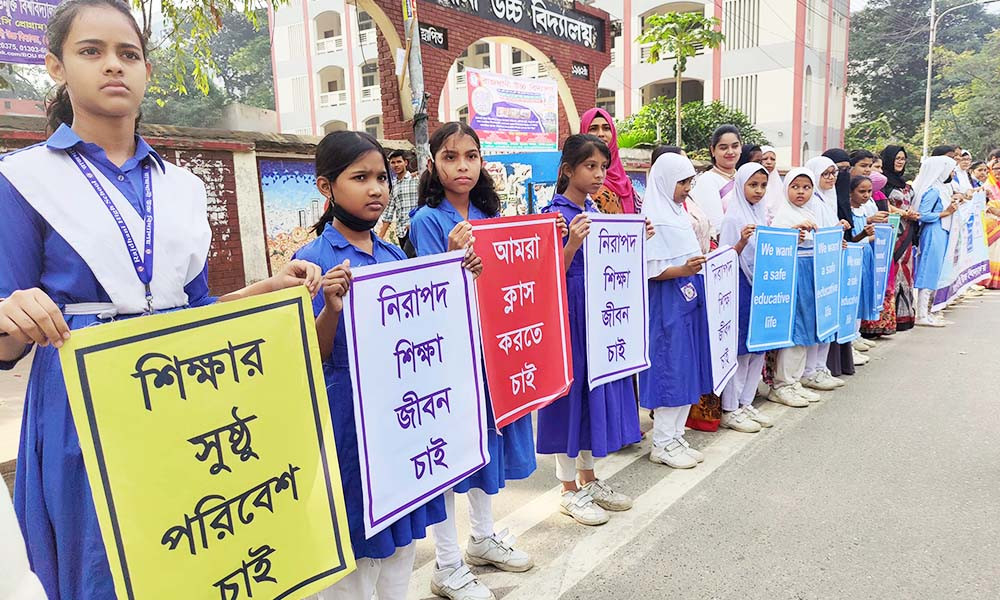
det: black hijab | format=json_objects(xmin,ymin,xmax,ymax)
[
  {"xmin": 880, "ymin": 145, "xmax": 907, "ymax": 195},
  {"xmin": 823, "ymin": 148, "xmax": 853, "ymax": 223}
]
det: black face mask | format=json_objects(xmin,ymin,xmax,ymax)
[{"xmin": 331, "ymin": 202, "xmax": 379, "ymax": 232}]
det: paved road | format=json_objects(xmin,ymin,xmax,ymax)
[{"xmin": 406, "ymin": 291, "xmax": 1000, "ymax": 600}]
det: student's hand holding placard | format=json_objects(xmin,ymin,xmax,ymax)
[
  {"xmin": 447, "ymin": 221, "xmax": 475, "ymax": 251},
  {"xmin": 0, "ymin": 288, "xmax": 70, "ymax": 349},
  {"xmin": 321, "ymin": 260, "xmax": 353, "ymax": 314}
]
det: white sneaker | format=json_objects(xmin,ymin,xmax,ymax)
[
  {"xmin": 932, "ymin": 313, "xmax": 954, "ymax": 325},
  {"xmin": 852, "ymin": 340, "xmax": 870, "ymax": 352},
  {"xmin": 818, "ymin": 371, "xmax": 846, "ymax": 388},
  {"xmin": 677, "ymin": 436, "xmax": 705, "ymax": 462},
  {"xmin": 431, "ymin": 564, "xmax": 495, "ymax": 600},
  {"xmin": 801, "ymin": 373, "xmax": 838, "ymax": 391},
  {"xmin": 720, "ymin": 408, "xmax": 761, "ymax": 433},
  {"xmin": 792, "ymin": 382, "xmax": 821, "ymax": 402},
  {"xmin": 742, "ymin": 404, "xmax": 773, "ymax": 427},
  {"xmin": 465, "ymin": 529, "xmax": 533, "ymax": 572},
  {"xmin": 916, "ymin": 317, "xmax": 945, "ymax": 328},
  {"xmin": 853, "ymin": 349, "xmax": 870, "ymax": 365},
  {"xmin": 581, "ymin": 479, "xmax": 633, "ymax": 512},
  {"xmin": 650, "ymin": 439, "xmax": 698, "ymax": 469},
  {"xmin": 559, "ymin": 488, "xmax": 609, "ymax": 526},
  {"xmin": 767, "ymin": 385, "xmax": 808, "ymax": 408},
  {"xmin": 972, "ymin": 284, "xmax": 985, "ymax": 291},
  {"xmin": 861, "ymin": 338, "xmax": 876, "ymax": 349}
]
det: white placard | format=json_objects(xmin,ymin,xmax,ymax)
[
  {"xmin": 583, "ymin": 214, "xmax": 650, "ymax": 390},
  {"xmin": 344, "ymin": 250, "xmax": 490, "ymax": 538},
  {"xmin": 702, "ymin": 246, "xmax": 739, "ymax": 395}
]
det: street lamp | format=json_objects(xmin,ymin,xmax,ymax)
[{"xmin": 922, "ymin": 0, "xmax": 1000, "ymax": 157}]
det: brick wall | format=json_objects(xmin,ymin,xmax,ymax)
[
  {"xmin": 0, "ymin": 137, "xmax": 246, "ymax": 296},
  {"xmin": 373, "ymin": 1, "xmax": 612, "ymax": 144}
]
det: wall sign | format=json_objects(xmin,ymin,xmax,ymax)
[
  {"xmin": 425, "ymin": 0, "xmax": 605, "ymax": 51},
  {"xmin": 419, "ymin": 22, "xmax": 449, "ymax": 49},
  {"xmin": 571, "ymin": 61, "xmax": 590, "ymax": 79}
]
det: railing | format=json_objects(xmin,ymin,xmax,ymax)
[
  {"xmin": 359, "ymin": 28, "xmax": 376, "ymax": 45},
  {"xmin": 511, "ymin": 61, "xmax": 548, "ymax": 79},
  {"xmin": 639, "ymin": 41, "xmax": 704, "ymax": 63},
  {"xmin": 316, "ymin": 36, "xmax": 344, "ymax": 54},
  {"xmin": 361, "ymin": 86, "xmax": 381, "ymax": 101},
  {"xmin": 319, "ymin": 90, "xmax": 348, "ymax": 107},
  {"xmin": 456, "ymin": 71, "xmax": 466, "ymax": 87}
]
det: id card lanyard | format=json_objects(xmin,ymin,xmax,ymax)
[{"xmin": 67, "ymin": 148, "xmax": 155, "ymax": 314}]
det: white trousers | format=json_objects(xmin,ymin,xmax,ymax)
[
  {"xmin": 651, "ymin": 405, "xmax": 691, "ymax": 447},
  {"xmin": 803, "ymin": 342, "xmax": 831, "ymax": 378},
  {"xmin": 774, "ymin": 345, "xmax": 808, "ymax": 388},
  {"xmin": 306, "ymin": 542, "xmax": 416, "ymax": 600},
  {"xmin": 554, "ymin": 451, "xmax": 596, "ymax": 482},
  {"xmin": 721, "ymin": 353, "xmax": 766, "ymax": 411},
  {"xmin": 916, "ymin": 288, "xmax": 933, "ymax": 319},
  {"xmin": 432, "ymin": 489, "xmax": 494, "ymax": 569}
]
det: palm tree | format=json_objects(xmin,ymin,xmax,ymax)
[{"xmin": 637, "ymin": 12, "xmax": 725, "ymax": 146}]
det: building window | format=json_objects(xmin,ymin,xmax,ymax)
[
  {"xmin": 362, "ymin": 62, "xmax": 378, "ymax": 88},
  {"xmin": 512, "ymin": 48, "xmax": 524, "ymax": 64},
  {"xmin": 804, "ymin": 65, "xmax": 813, "ymax": 123},
  {"xmin": 722, "ymin": 74, "xmax": 758, "ymax": 122},
  {"xmin": 358, "ymin": 10, "xmax": 373, "ymax": 31},
  {"xmin": 596, "ymin": 88, "xmax": 615, "ymax": 118},
  {"xmin": 365, "ymin": 116, "xmax": 382, "ymax": 138},
  {"xmin": 724, "ymin": 0, "xmax": 760, "ymax": 51},
  {"xmin": 327, "ymin": 80, "xmax": 340, "ymax": 92},
  {"xmin": 458, "ymin": 106, "xmax": 469, "ymax": 125},
  {"xmin": 474, "ymin": 42, "xmax": 489, "ymax": 55}
]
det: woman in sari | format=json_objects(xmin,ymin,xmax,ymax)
[
  {"xmin": 580, "ymin": 108, "xmax": 637, "ymax": 214},
  {"xmin": 979, "ymin": 162, "xmax": 1000, "ymax": 289},
  {"xmin": 880, "ymin": 145, "xmax": 921, "ymax": 331}
]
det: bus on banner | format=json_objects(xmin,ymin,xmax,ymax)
[{"xmin": 466, "ymin": 68, "xmax": 559, "ymax": 152}]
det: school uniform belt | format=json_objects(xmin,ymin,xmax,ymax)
[{"xmin": 63, "ymin": 302, "xmax": 121, "ymax": 320}]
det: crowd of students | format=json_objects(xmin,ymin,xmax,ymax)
[{"xmin": 0, "ymin": 2, "xmax": 996, "ymax": 600}]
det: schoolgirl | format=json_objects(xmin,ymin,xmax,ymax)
[
  {"xmin": 690, "ymin": 124, "xmax": 743, "ymax": 233},
  {"xmin": 408, "ymin": 122, "xmax": 536, "ymax": 600},
  {"xmin": 0, "ymin": 2, "xmax": 321, "ymax": 597},
  {"xmin": 537, "ymin": 134, "xmax": 642, "ymax": 522},
  {"xmin": 718, "ymin": 163, "xmax": 777, "ymax": 433},
  {"xmin": 911, "ymin": 156, "xmax": 961, "ymax": 327},
  {"xmin": 296, "ymin": 132, "xmax": 468, "ymax": 600},
  {"xmin": 638, "ymin": 152, "xmax": 713, "ymax": 466},
  {"xmin": 847, "ymin": 176, "xmax": 884, "ymax": 334},
  {"xmin": 767, "ymin": 169, "xmax": 828, "ymax": 408}
]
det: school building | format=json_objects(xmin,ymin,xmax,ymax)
[{"xmin": 267, "ymin": 0, "xmax": 848, "ymax": 166}]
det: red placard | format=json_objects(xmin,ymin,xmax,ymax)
[{"xmin": 471, "ymin": 214, "xmax": 574, "ymax": 429}]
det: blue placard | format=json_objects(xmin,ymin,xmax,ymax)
[
  {"xmin": 813, "ymin": 227, "xmax": 843, "ymax": 340},
  {"xmin": 871, "ymin": 224, "xmax": 895, "ymax": 308},
  {"xmin": 837, "ymin": 243, "xmax": 864, "ymax": 342},
  {"xmin": 746, "ymin": 227, "xmax": 799, "ymax": 352}
]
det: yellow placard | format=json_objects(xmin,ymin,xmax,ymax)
[{"xmin": 59, "ymin": 287, "xmax": 354, "ymax": 600}]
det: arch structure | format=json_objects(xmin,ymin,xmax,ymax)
[{"xmin": 356, "ymin": 0, "xmax": 612, "ymax": 144}]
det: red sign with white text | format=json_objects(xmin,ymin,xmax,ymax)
[{"xmin": 471, "ymin": 214, "xmax": 573, "ymax": 429}]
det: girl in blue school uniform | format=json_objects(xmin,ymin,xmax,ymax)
[
  {"xmin": 0, "ymin": 2, "xmax": 322, "ymax": 598},
  {"xmin": 408, "ymin": 122, "xmax": 536, "ymax": 600},
  {"xmin": 718, "ymin": 162, "xmax": 777, "ymax": 434},
  {"xmin": 637, "ymin": 152, "xmax": 713, "ymax": 469},
  {"xmin": 294, "ymin": 131, "xmax": 481, "ymax": 600},
  {"xmin": 910, "ymin": 156, "xmax": 962, "ymax": 327},
  {"xmin": 847, "ymin": 176, "xmax": 882, "ymax": 330},
  {"xmin": 537, "ymin": 134, "xmax": 645, "ymax": 526}
]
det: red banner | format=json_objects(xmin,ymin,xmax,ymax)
[{"xmin": 471, "ymin": 214, "xmax": 573, "ymax": 429}]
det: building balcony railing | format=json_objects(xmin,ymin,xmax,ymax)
[
  {"xmin": 361, "ymin": 86, "xmax": 381, "ymax": 101},
  {"xmin": 359, "ymin": 28, "xmax": 376, "ymax": 46},
  {"xmin": 316, "ymin": 35, "xmax": 344, "ymax": 54},
  {"xmin": 319, "ymin": 90, "xmax": 348, "ymax": 107},
  {"xmin": 511, "ymin": 61, "xmax": 548, "ymax": 78}
]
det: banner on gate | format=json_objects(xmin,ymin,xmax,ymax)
[
  {"xmin": 466, "ymin": 68, "xmax": 559, "ymax": 152},
  {"xmin": 471, "ymin": 214, "xmax": 573, "ymax": 429},
  {"xmin": 746, "ymin": 227, "xmax": 799, "ymax": 352},
  {"xmin": 58, "ymin": 288, "xmax": 355, "ymax": 600},
  {"xmin": 872, "ymin": 223, "xmax": 896, "ymax": 309},
  {"xmin": 813, "ymin": 226, "xmax": 843, "ymax": 340},
  {"xmin": 932, "ymin": 192, "xmax": 990, "ymax": 310},
  {"xmin": 583, "ymin": 214, "xmax": 650, "ymax": 389},
  {"xmin": 702, "ymin": 246, "xmax": 739, "ymax": 395},
  {"xmin": 344, "ymin": 251, "xmax": 490, "ymax": 538},
  {"xmin": 837, "ymin": 243, "xmax": 864, "ymax": 342}
]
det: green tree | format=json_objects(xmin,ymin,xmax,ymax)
[
  {"xmin": 617, "ymin": 99, "xmax": 769, "ymax": 157},
  {"xmin": 141, "ymin": 47, "xmax": 227, "ymax": 127},
  {"xmin": 636, "ymin": 12, "xmax": 725, "ymax": 146},
  {"xmin": 848, "ymin": 0, "xmax": 1000, "ymax": 141},
  {"xmin": 137, "ymin": 0, "xmax": 283, "ymax": 97},
  {"xmin": 207, "ymin": 11, "xmax": 275, "ymax": 109},
  {"xmin": 928, "ymin": 30, "xmax": 1000, "ymax": 156}
]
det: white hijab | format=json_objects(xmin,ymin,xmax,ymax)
[
  {"xmin": 804, "ymin": 156, "xmax": 840, "ymax": 227},
  {"xmin": 772, "ymin": 167, "xmax": 818, "ymax": 244},
  {"xmin": 912, "ymin": 155, "xmax": 958, "ymax": 231},
  {"xmin": 761, "ymin": 146, "xmax": 785, "ymax": 223},
  {"xmin": 641, "ymin": 153, "xmax": 702, "ymax": 272},
  {"xmin": 720, "ymin": 162, "xmax": 769, "ymax": 280}
]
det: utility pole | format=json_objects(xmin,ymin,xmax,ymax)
[
  {"xmin": 401, "ymin": 0, "xmax": 429, "ymax": 172},
  {"xmin": 921, "ymin": 0, "xmax": 935, "ymax": 158}
]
